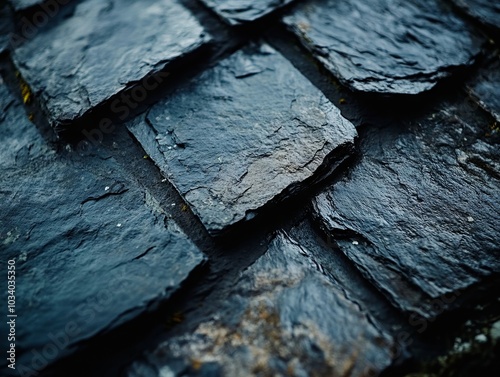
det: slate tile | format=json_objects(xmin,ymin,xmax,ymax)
[
  {"xmin": 199, "ymin": 0, "xmax": 295, "ymax": 25},
  {"xmin": 8, "ymin": 0, "xmax": 43, "ymax": 11},
  {"xmin": 467, "ymin": 55, "xmax": 500, "ymax": 123},
  {"xmin": 129, "ymin": 43, "xmax": 357, "ymax": 235},
  {"xmin": 313, "ymin": 100, "xmax": 500, "ymax": 318},
  {"xmin": 284, "ymin": 0, "xmax": 484, "ymax": 94},
  {"xmin": 0, "ymin": 2, "xmax": 13, "ymax": 52},
  {"xmin": 127, "ymin": 232, "xmax": 395, "ymax": 377},
  {"xmin": 0, "ymin": 81, "xmax": 206, "ymax": 373},
  {"xmin": 451, "ymin": 0, "xmax": 500, "ymax": 33},
  {"xmin": 12, "ymin": 0, "xmax": 211, "ymax": 129}
]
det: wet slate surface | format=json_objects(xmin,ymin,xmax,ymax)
[
  {"xmin": 0, "ymin": 82, "xmax": 206, "ymax": 373},
  {"xmin": 467, "ymin": 55, "xmax": 500, "ymax": 122},
  {"xmin": 129, "ymin": 43, "xmax": 357, "ymax": 234},
  {"xmin": 199, "ymin": 0, "xmax": 295, "ymax": 25},
  {"xmin": 12, "ymin": 0, "xmax": 210, "ymax": 129},
  {"xmin": 451, "ymin": 0, "xmax": 500, "ymax": 32},
  {"xmin": 127, "ymin": 232, "xmax": 394, "ymax": 377},
  {"xmin": 313, "ymin": 100, "xmax": 500, "ymax": 317},
  {"xmin": 284, "ymin": 0, "xmax": 484, "ymax": 94},
  {"xmin": 0, "ymin": 3, "xmax": 12, "ymax": 53},
  {"xmin": 8, "ymin": 0, "xmax": 42, "ymax": 11}
]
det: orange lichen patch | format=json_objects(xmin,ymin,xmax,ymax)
[
  {"xmin": 181, "ymin": 203, "xmax": 189, "ymax": 212},
  {"xmin": 191, "ymin": 359, "xmax": 202, "ymax": 370},
  {"xmin": 339, "ymin": 98, "xmax": 347, "ymax": 105},
  {"xmin": 28, "ymin": 113, "xmax": 34, "ymax": 122},
  {"xmin": 16, "ymin": 72, "xmax": 33, "ymax": 105}
]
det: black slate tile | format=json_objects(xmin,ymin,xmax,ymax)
[
  {"xmin": 127, "ymin": 232, "xmax": 395, "ymax": 377},
  {"xmin": 12, "ymin": 0, "xmax": 211, "ymax": 129},
  {"xmin": 467, "ymin": 55, "xmax": 500, "ymax": 123},
  {"xmin": 199, "ymin": 0, "xmax": 295, "ymax": 25},
  {"xmin": 129, "ymin": 43, "xmax": 357, "ymax": 235},
  {"xmin": 284, "ymin": 0, "xmax": 484, "ymax": 94},
  {"xmin": 451, "ymin": 0, "xmax": 500, "ymax": 33},
  {"xmin": 0, "ymin": 80, "xmax": 206, "ymax": 373},
  {"xmin": 313, "ymin": 100, "xmax": 500, "ymax": 318}
]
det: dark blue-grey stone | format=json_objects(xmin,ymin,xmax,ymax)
[
  {"xmin": 129, "ymin": 43, "xmax": 357, "ymax": 234},
  {"xmin": 0, "ymin": 2, "xmax": 13, "ymax": 52},
  {"xmin": 8, "ymin": 0, "xmax": 42, "ymax": 11},
  {"xmin": 313, "ymin": 101, "xmax": 500, "ymax": 317},
  {"xmin": 199, "ymin": 0, "xmax": 295, "ymax": 25},
  {"xmin": 127, "ymin": 232, "xmax": 394, "ymax": 377},
  {"xmin": 451, "ymin": 0, "xmax": 500, "ymax": 32},
  {"xmin": 12, "ymin": 0, "xmax": 210, "ymax": 129},
  {"xmin": 467, "ymin": 56, "xmax": 500, "ymax": 123},
  {"xmin": 284, "ymin": 0, "xmax": 484, "ymax": 94},
  {"xmin": 0, "ymin": 80, "xmax": 206, "ymax": 374}
]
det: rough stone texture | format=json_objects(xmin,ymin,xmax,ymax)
[
  {"xmin": 199, "ymin": 0, "xmax": 295, "ymax": 25},
  {"xmin": 451, "ymin": 0, "xmax": 500, "ymax": 32},
  {"xmin": 8, "ymin": 0, "xmax": 42, "ymax": 11},
  {"xmin": 313, "ymin": 101, "xmax": 500, "ymax": 317},
  {"xmin": 0, "ymin": 81, "xmax": 206, "ymax": 372},
  {"xmin": 0, "ymin": 2, "xmax": 12, "ymax": 52},
  {"xmin": 127, "ymin": 232, "xmax": 395, "ymax": 377},
  {"xmin": 129, "ymin": 43, "xmax": 357, "ymax": 234},
  {"xmin": 12, "ymin": 0, "xmax": 211, "ymax": 129},
  {"xmin": 467, "ymin": 55, "xmax": 500, "ymax": 122},
  {"xmin": 284, "ymin": 0, "xmax": 484, "ymax": 94}
]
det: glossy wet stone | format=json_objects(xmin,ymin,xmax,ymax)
[
  {"xmin": 451, "ymin": 0, "xmax": 500, "ymax": 32},
  {"xmin": 199, "ymin": 0, "xmax": 294, "ymax": 25},
  {"xmin": 129, "ymin": 43, "xmax": 356, "ymax": 234},
  {"xmin": 467, "ymin": 56, "xmax": 500, "ymax": 122},
  {"xmin": 313, "ymin": 101, "xmax": 500, "ymax": 317},
  {"xmin": 127, "ymin": 232, "xmax": 395, "ymax": 377},
  {"xmin": 284, "ymin": 0, "xmax": 483, "ymax": 94},
  {"xmin": 12, "ymin": 0, "xmax": 210, "ymax": 129},
  {"xmin": 0, "ymin": 83, "xmax": 206, "ymax": 373}
]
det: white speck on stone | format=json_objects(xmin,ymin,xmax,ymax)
[
  {"xmin": 158, "ymin": 366, "xmax": 175, "ymax": 377},
  {"xmin": 467, "ymin": 216, "xmax": 474, "ymax": 223},
  {"xmin": 105, "ymin": 186, "xmax": 110, "ymax": 191},
  {"xmin": 475, "ymin": 334, "xmax": 487, "ymax": 343},
  {"xmin": 352, "ymin": 241, "xmax": 359, "ymax": 245},
  {"xmin": 168, "ymin": 146, "xmax": 172, "ymax": 150},
  {"xmin": 18, "ymin": 251, "xmax": 28, "ymax": 262},
  {"xmin": 171, "ymin": 203, "xmax": 176, "ymax": 207},
  {"xmin": 161, "ymin": 179, "xmax": 167, "ymax": 182},
  {"xmin": 117, "ymin": 223, "xmax": 122, "ymax": 227}
]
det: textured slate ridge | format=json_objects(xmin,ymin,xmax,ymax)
[
  {"xmin": 129, "ymin": 43, "xmax": 357, "ymax": 234},
  {"xmin": 8, "ymin": 0, "xmax": 42, "ymax": 11},
  {"xmin": 451, "ymin": 0, "xmax": 500, "ymax": 32},
  {"xmin": 12, "ymin": 0, "xmax": 210, "ymax": 129},
  {"xmin": 467, "ymin": 56, "xmax": 500, "ymax": 122},
  {"xmin": 0, "ymin": 3, "xmax": 13, "ymax": 52},
  {"xmin": 0, "ymin": 81, "xmax": 206, "ymax": 372},
  {"xmin": 313, "ymin": 102, "xmax": 500, "ymax": 317},
  {"xmin": 284, "ymin": 0, "xmax": 483, "ymax": 94},
  {"xmin": 199, "ymin": 0, "xmax": 295, "ymax": 25},
  {"xmin": 127, "ymin": 233, "xmax": 395, "ymax": 377}
]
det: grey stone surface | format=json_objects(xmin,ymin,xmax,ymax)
[
  {"xmin": 284, "ymin": 0, "xmax": 484, "ymax": 94},
  {"xmin": 129, "ymin": 43, "xmax": 356, "ymax": 234},
  {"xmin": 127, "ymin": 232, "xmax": 395, "ymax": 377},
  {"xmin": 199, "ymin": 0, "xmax": 295, "ymax": 25},
  {"xmin": 12, "ymin": 0, "xmax": 211, "ymax": 129},
  {"xmin": 0, "ymin": 2, "xmax": 12, "ymax": 52},
  {"xmin": 0, "ymin": 81, "xmax": 206, "ymax": 373},
  {"xmin": 313, "ymin": 100, "xmax": 500, "ymax": 318},
  {"xmin": 8, "ymin": 0, "xmax": 42, "ymax": 11},
  {"xmin": 467, "ymin": 55, "xmax": 500, "ymax": 122},
  {"xmin": 451, "ymin": 0, "xmax": 500, "ymax": 32}
]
